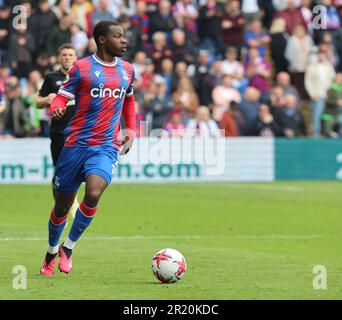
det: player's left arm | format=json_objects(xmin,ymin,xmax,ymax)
[
  {"xmin": 49, "ymin": 63, "xmax": 81, "ymax": 120},
  {"xmin": 120, "ymin": 68, "xmax": 136, "ymax": 156}
]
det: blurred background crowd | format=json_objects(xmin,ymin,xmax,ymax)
[{"xmin": 0, "ymin": 0, "xmax": 342, "ymax": 139}]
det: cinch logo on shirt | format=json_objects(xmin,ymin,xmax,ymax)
[{"xmin": 90, "ymin": 83, "xmax": 126, "ymax": 99}]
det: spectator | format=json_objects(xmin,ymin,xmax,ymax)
[
  {"xmin": 276, "ymin": 71, "xmax": 300, "ymax": 102},
  {"xmin": 198, "ymin": 0, "xmax": 224, "ymax": 57},
  {"xmin": 300, "ymin": 0, "xmax": 313, "ymax": 35},
  {"xmin": 196, "ymin": 60, "xmax": 223, "ymax": 107},
  {"xmin": 164, "ymin": 110, "xmax": 187, "ymax": 136},
  {"xmin": 245, "ymin": 47, "xmax": 271, "ymax": 101},
  {"xmin": 83, "ymin": 36, "xmax": 97, "ymax": 56},
  {"xmin": 172, "ymin": 0, "xmax": 198, "ymax": 40},
  {"xmin": 149, "ymin": 0, "xmax": 177, "ymax": 42},
  {"xmin": 241, "ymin": 0, "xmax": 260, "ymax": 24},
  {"xmin": 8, "ymin": 23, "xmax": 36, "ymax": 79},
  {"xmin": 278, "ymin": 93, "xmax": 307, "ymax": 137},
  {"xmin": 147, "ymin": 31, "xmax": 172, "ymax": 73},
  {"xmin": 0, "ymin": 76, "xmax": 29, "ymax": 138},
  {"xmin": 322, "ymin": 72, "xmax": 342, "ymax": 137},
  {"xmin": 316, "ymin": 0, "xmax": 341, "ymax": 42},
  {"xmin": 258, "ymin": 0, "xmax": 275, "ymax": 29},
  {"xmin": 269, "ymin": 85, "xmax": 287, "ymax": 123},
  {"xmin": 190, "ymin": 50, "xmax": 211, "ymax": 101},
  {"xmin": 250, "ymin": 103, "xmax": 282, "ymax": 137},
  {"xmin": 140, "ymin": 58, "xmax": 156, "ymax": 92},
  {"xmin": 274, "ymin": 0, "xmax": 307, "ymax": 35},
  {"xmin": 143, "ymin": 80, "xmax": 157, "ymax": 124},
  {"xmin": 52, "ymin": 0, "xmax": 71, "ymax": 21},
  {"xmin": 70, "ymin": 23, "xmax": 89, "ymax": 58},
  {"xmin": 35, "ymin": 53, "xmax": 52, "ymax": 76},
  {"xmin": 21, "ymin": 1, "xmax": 36, "ymax": 34},
  {"xmin": 30, "ymin": 0, "xmax": 58, "ymax": 52},
  {"xmin": 270, "ymin": 18, "xmax": 289, "ymax": 75},
  {"xmin": 46, "ymin": 15, "xmax": 72, "ymax": 62},
  {"xmin": 244, "ymin": 19, "xmax": 271, "ymax": 60},
  {"xmin": 212, "ymin": 74, "xmax": 241, "ymax": 122},
  {"xmin": 171, "ymin": 61, "xmax": 189, "ymax": 93},
  {"xmin": 285, "ymin": 25, "xmax": 313, "ymax": 100},
  {"xmin": 170, "ymin": 28, "xmax": 196, "ymax": 65},
  {"xmin": 71, "ymin": 0, "xmax": 94, "ymax": 36},
  {"xmin": 131, "ymin": 1, "xmax": 150, "ymax": 49},
  {"xmin": 221, "ymin": 0, "xmax": 245, "ymax": 54},
  {"xmin": 305, "ymin": 51, "xmax": 336, "ymax": 137},
  {"xmin": 237, "ymin": 86, "xmax": 261, "ymax": 135},
  {"xmin": 122, "ymin": 0, "xmax": 137, "ymax": 17},
  {"xmin": 0, "ymin": 63, "xmax": 10, "ymax": 98},
  {"xmin": 0, "ymin": 5, "xmax": 10, "ymax": 64},
  {"xmin": 159, "ymin": 58, "xmax": 174, "ymax": 97},
  {"xmin": 317, "ymin": 32, "xmax": 340, "ymax": 70},
  {"xmin": 172, "ymin": 76, "xmax": 199, "ymax": 117},
  {"xmin": 22, "ymin": 70, "xmax": 49, "ymax": 137},
  {"xmin": 221, "ymin": 46, "xmax": 246, "ymax": 94},
  {"xmin": 187, "ymin": 106, "xmax": 221, "ymax": 137},
  {"xmin": 91, "ymin": 0, "xmax": 116, "ymax": 31},
  {"xmin": 92, "ymin": 0, "xmax": 124, "ymax": 20},
  {"xmin": 132, "ymin": 51, "xmax": 147, "ymax": 83},
  {"xmin": 219, "ymin": 105, "xmax": 239, "ymax": 137},
  {"xmin": 118, "ymin": 14, "xmax": 142, "ymax": 62},
  {"xmin": 150, "ymin": 76, "xmax": 173, "ymax": 130},
  {"xmin": 272, "ymin": 0, "xmax": 301, "ymax": 11}
]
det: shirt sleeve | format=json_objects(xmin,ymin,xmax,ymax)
[
  {"xmin": 58, "ymin": 63, "xmax": 81, "ymax": 100},
  {"xmin": 126, "ymin": 68, "xmax": 135, "ymax": 96},
  {"xmin": 38, "ymin": 76, "xmax": 52, "ymax": 97}
]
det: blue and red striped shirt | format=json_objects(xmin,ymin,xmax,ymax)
[{"xmin": 57, "ymin": 54, "xmax": 135, "ymax": 148}]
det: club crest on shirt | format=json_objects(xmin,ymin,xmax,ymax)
[
  {"xmin": 122, "ymin": 71, "xmax": 129, "ymax": 81},
  {"xmin": 53, "ymin": 176, "xmax": 60, "ymax": 189}
]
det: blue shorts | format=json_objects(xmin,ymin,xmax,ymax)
[{"xmin": 53, "ymin": 146, "xmax": 119, "ymax": 193}]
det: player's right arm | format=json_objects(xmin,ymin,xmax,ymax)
[
  {"xmin": 36, "ymin": 94, "xmax": 57, "ymax": 109},
  {"xmin": 36, "ymin": 75, "xmax": 56, "ymax": 109},
  {"xmin": 49, "ymin": 63, "xmax": 81, "ymax": 120}
]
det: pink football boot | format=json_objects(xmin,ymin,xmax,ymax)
[
  {"xmin": 40, "ymin": 254, "xmax": 58, "ymax": 276},
  {"xmin": 58, "ymin": 246, "xmax": 72, "ymax": 274}
]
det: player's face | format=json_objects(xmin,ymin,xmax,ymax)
[
  {"xmin": 104, "ymin": 25, "xmax": 127, "ymax": 57},
  {"xmin": 59, "ymin": 49, "xmax": 77, "ymax": 71}
]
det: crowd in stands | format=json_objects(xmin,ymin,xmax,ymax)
[{"xmin": 0, "ymin": 0, "xmax": 342, "ymax": 139}]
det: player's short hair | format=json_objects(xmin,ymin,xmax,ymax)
[
  {"xmin": 57, "ymin": 43, "xmax": 75, "ymax": 55},
  {"xmin": 93, "ymin": 20, "xmax": 120, "ymax": 46}
]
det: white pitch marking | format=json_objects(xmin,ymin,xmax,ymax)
[
  {"xmin": 0, "ymin": 234, "xmax": 338, "ymax": 241},
  {"xmin": 224, "ymin": 184, "xmax": 304, "ymax": 192}
]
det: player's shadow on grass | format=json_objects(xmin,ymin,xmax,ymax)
[{"xmin": 141, "ymin": 281, "xmax": 178, "ymax": 286}]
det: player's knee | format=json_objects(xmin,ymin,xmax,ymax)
[
  {"xmin": 84, "ymin": 189, "xmax": 102, "ymax": 207},
  {"xmin": 53, "ymin": 205, "xmax": 70, "ymax": 218}
]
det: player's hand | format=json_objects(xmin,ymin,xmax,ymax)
[
  {"xmin": 119, "ymin": 136, "xmax": 134, "ymax": 156},
  {"xmin": 51, "ymin": 108, "xmax": 66, "ymax": 120},
  {"xmin": 46, "ymin": 93, "xmax": 57, "ymax": 105}
]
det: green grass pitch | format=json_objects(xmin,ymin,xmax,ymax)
[{"xmin": 0, "ymin": 182, "xmax": 341, "ymax": 299}]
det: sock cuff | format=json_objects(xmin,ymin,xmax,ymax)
[
  {"xmin": 79, "ymin": 201, "xmax": 97, "ymax": 217},
  {"xmin": 50, "ymin": 209, "xmax": 68, "ymax": 225}
]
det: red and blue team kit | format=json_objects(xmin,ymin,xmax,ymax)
[{"xmin": 49, "ymin": 54, "xmax": 136, "ymax": 192}]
